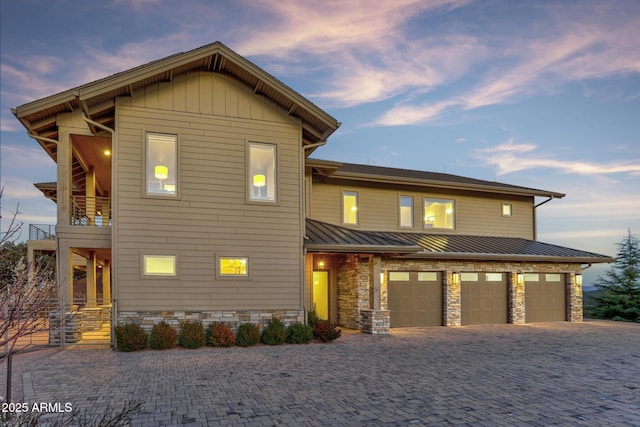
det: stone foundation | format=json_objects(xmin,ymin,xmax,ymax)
[
  {"xmin": 117, "ymin": 309, "xmax": 305, "ymax": 333},
  {"xmin": 48, "ymin": 311, "xmax": 80, "ymax": 345},
  {"xmin": 360, "ymin": 309, "xmax": 390, "ymax": 334}
]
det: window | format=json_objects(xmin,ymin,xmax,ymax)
[
  {"xmin": 249, "ymin": 142, "xmax": 276, "ymax": 202},
  {"xmin": 418, "ymin": 272, "xmax": 438, "ymax": 281},
  {"xmin": 342, "ymin": 191, "xmax": 359, "ymax": 225},
  {"xmin": 545, "ymin": 274, "xmax": 562, "ymax": 282},
  {"xmin": 389, "ymin": 272, "xmax": 410, "ymax": 281},
  {"xmin": 399, "ymin": 196, "xmax": 413, "ymax": 228},
  {"xmin": 485, "ymin": 273, "xmax": 503, "ymax": 282},
  {"xmin": 461, "ymin": 272, "xmax": 479, "ymax": 282},
  {"xmin": 502, "ymin": 203, "xmax": 513, "ymax": 217},
  {"xmin": 143, "ymin": 255, "xmax": 176, "ymax": 276},
  {"xmin": 146, "ymin": 133, "xmax": 177, "ymax": 196},
  {"xmin": 218, "ymin": 257, "xmax": 249, "ymax": 277},
  {"xmin": 424, "ymin": 198, "xmax": 454, "ymax": 229}
]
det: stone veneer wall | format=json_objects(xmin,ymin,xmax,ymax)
[
  {"xmin": 360, "ymin": 309, "xmax": 390, "ymax": 334},
  {"xmin": 117, "ymin": 309, "xmax": 304, "ymax": 334},
  {"xmin": 48, "ymin": 311, "xmax": 80, "ymax": 345},
  {"xmin": 336, "ymin": 254, "xmax": 371, "ymax": 330},
  {"xmin": 567, "ymin": 273, "xmax": 583, "ymax": 322}
]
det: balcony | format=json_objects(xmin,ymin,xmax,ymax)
[
  {"xmin": 72, "ymin": 196, "xmax": 111, "ymax": 227},
  {"xmin": 29, "ymin": 224, "xmax": 56, "ymax": 240}
]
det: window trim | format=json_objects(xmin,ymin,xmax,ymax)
[
  {"xmin": 423, "ymin": 197, "xmax": 455, "ymax": 230},
  {"xmin": 247, "ymin": 141, "xmax": 278, "ymax": 204},
  {"xmin": 216, "ymin": 255, "xmax": 251, "ymax": 279},
  {"xmin": 399, "ymin": 195, "xmax": 414, "ymax": 229},
  {"xmin": 141, "ymin": 253, "xmax": 179, "ymax": 279},
  {"xmin": 144, "ymin": 131, "xmax": 179, "ymax": 199},
  {"xmin": 342, "ymin": 190, "xmax": 359, "ymax": 226}
]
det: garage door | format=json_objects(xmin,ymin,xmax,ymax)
[
  {"xmin": 461, "ymin": 272, "xmax": 508, "ymax": 325},
  {"xmin": 525, "ymin": 273, "xmax": 566, "ymax": 322},
  {"xmin": 388, "ymin": 271, "xmax": 442, "ymax": 327}
]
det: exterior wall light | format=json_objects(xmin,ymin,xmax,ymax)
[
  {"xmin": 517, "ymin": 273, "xmax": 524, "ymax": 285},
  {"xmin": 317, "ymin": 260, "xmax": 325, "ymax": 269},
  {"xmin": 452, "ymin": 272, "xmax": 460, "ymax": 285},
  {"xmin": 575, "ymin": 274, "xmax": 583, "ymax": 286}
]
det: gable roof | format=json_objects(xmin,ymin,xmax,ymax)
[
  {"xmin": 305, "ymin": 219, "xmax": 612, "ymax": 263},
  {"xmin": 12, "ymin": 41, "xmax": 340, "ymax": 147},
  {"xmin": 307, "ymin": 159, "xmax": 565, "ymax": 198}
]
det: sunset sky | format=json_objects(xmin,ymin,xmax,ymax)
[{"xmin": 1, "ymin": 0, "xmax": 639, "ymax": 285}]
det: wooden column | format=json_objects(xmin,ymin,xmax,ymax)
[
  {"xmin": 86, "ymin": 166, "xmax": 96, "ymax": 225},
  {"xmin": 102, "ymin": 260, "xmax": 111, "ymax": 303},
  {"xmin": 86, "ymin": 251, "xmax": 97, "ymax": 307}
]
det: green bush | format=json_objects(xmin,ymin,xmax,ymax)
[
  {"xmin": 235, "ymin": 323, "xmax": 260, "ymax": 347},
  {"xmin": 115, "ymin": 323, "xmax": 147, "ymax": 352},
  {"xmin": 307, "ymin": 307, "xmax": 320, "ymax": 328},
  {"xmin": 149, "ymin": 321, "xmax": 177, "ymax": 350},
  {"xmin": 261, "ymin": 317, "xmax": 287, "ymax": 346},
  {"xmin": 286, "ymin": 322, "xmax": 314, "ymax": 344},
  {"xmin": 206, "ymin": 322, "xmax": 236, "ymax": 347},
  {"xmin": 313, "ymin": 320, "xmax": 342, "ymax": 343},
  {"xmin": 178, "ymin": 320, "xmax": 206, "ymax": 349}
]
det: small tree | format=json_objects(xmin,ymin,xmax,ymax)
[
  {"xmin": 1, "ymin": 187, "xmax": 57, "ymax": 402},
  {"xmin": 589, "ymin": 230, "xmax": 640, "ymax": 322}
]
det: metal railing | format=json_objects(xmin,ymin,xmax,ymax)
[
  {"xmin": 71, "ymin": 196, "xmax": 112, "ymax": 227},
  {"xmin": 29, "ymin": 224, "xmax": 56, "ymax": 240}
]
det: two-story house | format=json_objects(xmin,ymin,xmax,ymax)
[{"xmin": 13, "ymin": 42, "xmax": 611, "ymax": 345}]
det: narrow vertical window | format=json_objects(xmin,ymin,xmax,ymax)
[
  {"xmin": 502, "ymin": 203, "xmax": 513, "ymax": 217},
  {"xmin": 249, "ymin": 142, "xmax": 276, "ymax": 202},
  {"xmin": 146, "ymin": 133, "xmax": 177, "ymax": 196},
  {"xmin": 342, "ymin": 191, "xmax": 358, "ymax": 225},
  {"xmin": 400, "ymin": 196, "xmax": 413, "ymax": 228}
]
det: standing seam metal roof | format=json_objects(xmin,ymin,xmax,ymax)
[{"xmin": 305, "ymin": 219, "xmax": 612, "ymax": 263}]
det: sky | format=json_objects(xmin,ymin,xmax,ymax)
[{"xmin": 1, "ymin": 0, "xmax": 639, "ymax": 286}]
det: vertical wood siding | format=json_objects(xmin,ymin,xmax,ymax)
[
  {"xmin": 115, "ymin": 71, "xmax": 303, "ymax": 311},
  {"xmin": 310, "ymin": 183, "xmax": 535, "ymax": 239}
]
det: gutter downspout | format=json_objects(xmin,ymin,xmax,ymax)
[
  {"xmin": 81, "ymin": 113, "xmax": 114, "ymax": 136},
  {"xmin": 300, "ymin": 140, "xmax": 328, "ymax": 321},
  {"xmin": 533, "ymin": 196, "xmax": 554, "ymax": 240}
]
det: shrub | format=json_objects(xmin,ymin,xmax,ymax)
[
  {"xmin": 235, "ymin": 323, "xmax": 260, "ymax": 347},
  {"xmin": 313, "ymin": 320, "xmax": 342, "ymax": 343},
  {"xmin": 178, "ymin": 320, "xmax": 206, "ymax": 349},
  {"xmin": 286, "ymin": 322, "xmax": 314, "ymax": 344},
  {"xmin": 261, "ymin": 317, "xmax": 287, "ymax": 346},
  {"xmin": 149, "ymin": 321, "xmax": 177, "ymax": 350},
  {"xmin": 307, "ymin": 307, "xmax": 320, "ymax": 328},
  {"xmin": 206, "ymin": 322, "xmax": 236, "ymax": 347},
  {"xmin": 115, "ymin": 323, "xmax": 147, "ymax": 352}
]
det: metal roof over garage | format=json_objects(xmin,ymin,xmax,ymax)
[{"xmin": 305, "ymin": 219, "xmax": 613, "ymax": 263}]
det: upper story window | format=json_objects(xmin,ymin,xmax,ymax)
[
  {"xmin": 424, "ymin": 198, "xmax": 454, "ymax": 229},
  {"xmin": 146, "ymin": 133, "xmax": 177, "ymax": 196},
  {"xmin": 502, "ymin": 203, "xmax": 513, "ymax": 217},
  {"xmin": 249, "ymin": 142, "xmax": 276, "ymax": 202},
  {"xmin": 399, "ymin": 195, "xmax": 413, "ymax": 228},
  {"xmin": 342, "ymin": 191, "xmax": 359, "ymax": 225}
]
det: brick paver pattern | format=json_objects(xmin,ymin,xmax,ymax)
[{"xmin": 5, "ymin": 320, "xmax": 640, "ymax": 426}]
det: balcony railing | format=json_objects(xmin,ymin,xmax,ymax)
[
  {"xmin": 72, "ymin": 196, "xmax": 112, "ymax": 227},
  {"xmin": 29, "ymin": 224, "xmax": 56, "ymax": 240}
]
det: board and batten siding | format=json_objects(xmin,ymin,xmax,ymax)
[
  {"xmin": 114, "ymin": 71, "xmax": 304, "ymax": 311},
  {"xmin": 310, "ymin": 183, "xmax": 535, "ymax": 239}
]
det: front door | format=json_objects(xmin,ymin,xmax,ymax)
[{"xmin": 312, "ymin": 271, "xmax": 329, "ymax": 320}]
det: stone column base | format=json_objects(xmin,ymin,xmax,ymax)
[{"xmin": 360, "ymin": 309, "xmax": 390, "ymax": 335}]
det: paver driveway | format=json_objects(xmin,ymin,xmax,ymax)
[{"xmin": 5, "ymin": 320, "xmax": 640, "ymax": 426}]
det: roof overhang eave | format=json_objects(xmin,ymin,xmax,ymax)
[
  {"xmin": 329, "ymin": 171, "xmax": 565, "ymax": 199},
  {"xmin": 393, "ymin": 252, "xmax": 614, "ymax": 263}
]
